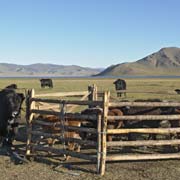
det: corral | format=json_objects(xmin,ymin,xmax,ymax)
[{"xmin": 25, "ymin": 84, "xmax": 180, "ymax": 176}]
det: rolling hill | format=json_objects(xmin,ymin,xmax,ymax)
[
  {"xmin": 97, "ymin": 47, "xmax": 180, "ymax": 76},
  {"xmin": 0, "ymin": 63, "xmax": 103, "ymax": 77}
]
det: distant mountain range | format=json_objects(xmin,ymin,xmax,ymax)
[
  {"xmin": 0, "ymin": 63, "xmax": 103, "ymax": 77},
  {"xmin": 1, "ymin": 47, "xmax": 180, "ymax": 77},
  {"xmin": 97, "ymin": 47, "xmax": 180, "ymax": 76}
]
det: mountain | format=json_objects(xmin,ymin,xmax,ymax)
[
  {"xmin": 0, "ymin": 63, "xmax": 103, "ymax": 77},
  {"xmin": 97, "ymin": 47, "xmax": 180, "ymax": 76}
]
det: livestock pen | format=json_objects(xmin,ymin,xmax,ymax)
[
  {"xmin": 25, "ymin": 85, "xmax": 104, "ymax": 174},
  {"xmin": 25, "ymin": 85, "xmax": 180, "ymax": 176}
]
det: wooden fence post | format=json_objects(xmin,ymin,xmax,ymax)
[
  {"xmin": 100, "ymin": 91, "xmax": 110, "ymax": 175},
  {"xmin": 88, "ymin": 84, "xmax": 97, "ymax": 108},
  {"xmin": 97, "ymin": 114, "xmax": 102, "ymax": 174},
  {"xmin": 26, "ymin": 89, "xmax": 35, "ymax": 156}
]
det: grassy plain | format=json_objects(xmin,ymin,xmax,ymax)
[
  {"xmin": 0, "ymin": 77, "xmax": 180, "ymax": 180},
  {"xmin": 1, "ymin": 77, "xmax": 180, "ymax": 101}
]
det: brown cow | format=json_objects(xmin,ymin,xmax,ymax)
[{"xmin": 37, "ymin": 115, "xmax": 81, "ymax": 160}]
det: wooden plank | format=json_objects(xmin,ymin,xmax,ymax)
[
  {"xmin": 35, "ymin": 91, "xmax": 89, "ymax": 97},
  {"xmin": 107, "ymin": 139, "xmax": 180, "ymax": 147},
  {"xmin": 107, "ymin": 127, "xmax": 180, "ymax": 134},
  {"xmin": 107, "ymin": 114, "xmax": 180, "ymax": 121},
  {"xmin": 26, "ymin": 89, "xmax": 35, "ymax": 156},
  {"xmin": 97, "ymin": 114, "xmax": 102, "ymax": 174},
  {"xmin": 100, "ymin": 91, "xmax": 110, "ymax": 176},
  {"xmin": 109, "ymin": 101, "xmax": 180, "ymax": 107},
  {"xmin": 88, "ymin": 84, "xmax": 98, "ymax": 108},
  {"xmin": 33, "ymin": 145, "xmax": 97, "ymax": 161},
  {"xmin": 31, "ymin": 98, "xmax": 103, "ymax": 106},
  {"xmin": 106, "ymin": 153, "xmax": 180, "ymax": 161}
]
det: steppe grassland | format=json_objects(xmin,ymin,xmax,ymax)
[{"xmin": 0, "ymin": 78, "xmax": 180, "ymax": 101}]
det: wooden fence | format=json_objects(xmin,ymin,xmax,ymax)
[
  {"xmin": 25, "ymin": 84, "xmax": 104, "ymax": 174},
  {"xmin": 25, "ymin": 87, "xmax": 180, "ymax": 175},
  {"xmin": 100, "ymin": 91, "xmax": 180, "ymax": 175}
]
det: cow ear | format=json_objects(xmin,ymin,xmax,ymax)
[{"xmin": 18, "ymin": 93, "xmax": 25, "ymax": 101}]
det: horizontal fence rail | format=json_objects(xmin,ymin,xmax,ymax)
[
  {"xmin": 35, "ymin": 91, "xmax": 89, "ymax": 97},
  {"xmin": 107, "ymin": 127, "xmax": 180, "ymax": 134},
  {"xmin": 31, "ymin": 98, "xmax": 103, "ymax": 106},
  {"xmin": 109, "ymin": 101, "xmax": 180, "ymax": 107},
  {"xmin": 107, "ymin": 139, "xmax": 180, "ymax": 147},
  {"xmin": 107, "ymin": 114, "xmax": 180, "ymax": 121},
  {"xmin": 106, "ymin": 153, "xmax": 180, "ymax": 161}
]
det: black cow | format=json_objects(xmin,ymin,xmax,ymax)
[
  {"xmin": 113, "ymin": 79, "xmax": 126, "ymax": 97},
  {"xmin": 0, "ymin": 88, "xmax": 25, "ymax": 146},
  {"xmin": 40, "ymin": 78, "xmax": 53, "ymax": 88},
  {"xmin": 175, "ymin": 89, "xmax": 180, "ymax": 94},
  {"xmin": 120, "ymin": 99, "xmax": 178, "ymax": 140},
  {"xmin": 5, "ymin": 84, "xmax": 18, "ymax": 89}
]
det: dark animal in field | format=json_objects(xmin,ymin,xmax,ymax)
[
  {"xmin": 0, "ymin": 88, "xmax": 25, "ymax": 146},
  {"xmin": 37, "ymin": 115, "xmax": 81, "ymax": 160},
  {"xmin": 81, "ymin": 107, "xmax": 123, "ymax": 142},
  {"xmin": 5, "ymin": 84, "xmax": 18, "ymax": 89},
  {"xmin": 40, "ymin": 78, "xmax": 53, "ymax": 88},
  {"xmin": 113, "ymin": 79, "xmax": 126, "ymax": 97},
  {"xmin": 175, "ymin": 89, "xmax": 180, "ymax": 94}
]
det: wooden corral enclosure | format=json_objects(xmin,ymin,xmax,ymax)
[
  {"xmin": 25, "ymin": 84, "xmax": 103, "ymax": 173},
  {"xmin": 25, "ymin": 86, "xmax": 180, "ymax": 176}
]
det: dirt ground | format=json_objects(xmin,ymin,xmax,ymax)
[
  {"xmin": 0, "ymin": 125, "xmax": 180, "ymax": 180},
  {"xmin": 1, "ymin": 153, "xmax": 180, "ymax": 180}
]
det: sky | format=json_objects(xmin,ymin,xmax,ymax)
[{"xmin": 0, "ymin": 0, "xmax": 180, "ymax": 68}]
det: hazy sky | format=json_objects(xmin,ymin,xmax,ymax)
[{"xmin": 0, "ymin": 0, "xmax": 180, "ymax": 68}]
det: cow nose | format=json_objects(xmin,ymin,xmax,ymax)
[{"xmin": 12, "ymin": 111, "xmax": 18, "ymax": 118}]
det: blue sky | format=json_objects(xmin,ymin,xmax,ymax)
[{"xmin": 0, "ymin": 0, "xmax": 180, "ymax": 68}]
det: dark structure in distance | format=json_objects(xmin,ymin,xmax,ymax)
[{"xmin": 113, "ymin": 79, "xmax": 126, "ymax": 97}]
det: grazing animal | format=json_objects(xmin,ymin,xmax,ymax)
[
  {"xmin": 0, "ymin": 88, "xmax": 25, "ymax": 146},
  {"xmin": 175, "ymin": 89, "xmax": 180, "ymax": 94},
  {"xmin": 37, "ymin": 115, "xmax": 81, "ymax": 159},
  {"xmin": 113, "ymin": 79, "xmax": 126, "ymax": 97},
  {"xmin": 40, "ymin": 78, "xmax": 53, "ymax": 88}
]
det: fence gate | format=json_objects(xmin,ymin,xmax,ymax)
[{"xmin": 25, "ymin": 88, "xmax": 103, "ymax": 174}]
